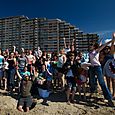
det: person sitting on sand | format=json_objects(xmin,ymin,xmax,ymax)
[{"xmin": 37, "ymin": 64, "xmax": 51, "ymax": 106}]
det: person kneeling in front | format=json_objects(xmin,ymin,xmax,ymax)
[{"xmin": 17, "ymin": 66, "xmax": 33, "ymax": 112}]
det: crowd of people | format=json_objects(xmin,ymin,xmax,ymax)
[{"xmin": 0, "ymin": 33, "xmax": 114, "ymax": 112}]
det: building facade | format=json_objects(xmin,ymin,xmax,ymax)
[{"xmin": 0, "ymin": 15, "xmax": 99, "ymax": 52}]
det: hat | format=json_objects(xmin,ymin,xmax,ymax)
[
  {"xmin": 23, "ymin": 76, "xmax": 30, "ymax": 81},
  {"xmin": 23, "ymin": 71, "xmax": 31, "ymax": 81}
]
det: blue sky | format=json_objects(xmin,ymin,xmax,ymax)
[{"xmin": 0, "ymin": 0, "xmax": 115, "ymax": 37}]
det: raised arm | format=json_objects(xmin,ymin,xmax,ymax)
[
  {"xmin": 63, "ymin": 37, "xmax": 66, "ymax": 48},
  {"xmin": 71, "ymin": 39, "xmax": 75, "ymax": 46},
  {"xmin": 13, "ymin": 46, "xmax": 16, "ymax": 53},
  {"xmin": 21, "ymin": 48, "xmax": 24, "ymax": 53},
  {"xmin": 97, "ymin": 39, "xmax": 112, "ymax": 52},
  {"xmin": 98, "ymin": 37, "xmax": 104, "ymax": 46}
]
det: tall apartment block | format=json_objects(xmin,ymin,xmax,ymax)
[
  {"xmin": 20, "ymin": 17, "xmax": 39, "ymax": 50},
  {"xmin": 0, "ymin": 15, "xmax": 99, "ymax": 52},
  {"xmin": 75, "ymin": 31, "xmax": 98, "ymax": 52},
  {"xmin": 0, "ymin": 16, "xmax": 20, "ymax": 50}
]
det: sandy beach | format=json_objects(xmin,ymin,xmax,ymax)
[{"xmin": 0, "ymin": 89, "xmax": 115, "ymax": 115}]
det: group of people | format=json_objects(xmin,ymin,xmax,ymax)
[{"xmin": 0, "ymin": 33, "xmax": 114, "ymax": 112}]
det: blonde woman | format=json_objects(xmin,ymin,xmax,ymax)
[{"xmin": 57, "ymin": 48, "xmax": 66, "ymax": 91}]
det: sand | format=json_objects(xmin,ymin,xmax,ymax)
[{"xmin": 0, "ymin": 89, "xmax": 115, "ymax": 115}]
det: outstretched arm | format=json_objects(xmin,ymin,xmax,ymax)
[{"xmin": 97, "ymin": 39, "xmax": 112, "ymax": 52}]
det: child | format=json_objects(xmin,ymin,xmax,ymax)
[
  {"xmin": 76, "ymin": 51, "xmax": 91, "ymax": 101},
  {"xmin": 76, "ymin": 67, "xmax": 88, "ymax": 101}
]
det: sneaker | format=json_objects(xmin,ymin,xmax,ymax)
[
  {"xmin": 108, "ymin": 100, "xmax": 114, "ymax": 107},
  {"xmin": 41, "ymin": 99, "xmax": 49, "ymax": 106},
  {"xmin": 67, "ymin": 100, "xmax": 71, "ymax": 105},
  {"xmin": 83, "ymin": 96, "xmax": 87, "ymax": 101},
  {"xmin": 41, "ymin": 102, "xmax": 49, "ymax": 106},
  {"xmin": 71, "ymin": 100, "xmax": 76, "ymax": 104}
]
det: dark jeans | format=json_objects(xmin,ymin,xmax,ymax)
[
  {"xmin": 89, "ymin": 66, "xmax": 112, "ymax": 100},
  {"xmin": 7, "ymin": 67, "xmax": 16, "ymax": 90}
]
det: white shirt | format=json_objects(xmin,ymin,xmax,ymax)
[
  {"xmin": 89, "ymin": 50, "xmax": 101, "ymax": 66},
  {"xmin": 57, "ymin": 54, "xmax": 66, "ymax": 68},
  {"xmin": 64, "ymin": 48, "xmax": 70, "ymax": 54}
]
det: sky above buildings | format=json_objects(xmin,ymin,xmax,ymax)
[{"xmin": 0, "ymin": 0, "xmax": 115, "ymax": 38}]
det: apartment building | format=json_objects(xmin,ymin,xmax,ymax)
[
  {"xmin": 76, "ymin": 32, "xmax": 98, "ymax": 52},
  {"xmin": 20, "ymin": 18, "xmax": 37, "ymax": 50},
  {"xmin": 0, "ymin": 15, "xmax": 99, "ymax": 53},
  {"xmin": 0, "ymin": 16, "xmax": 26, "ymax": 51},
  {"xmin": 38, "ymin": 18, "xmax": 60, "ymax": 52}
]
